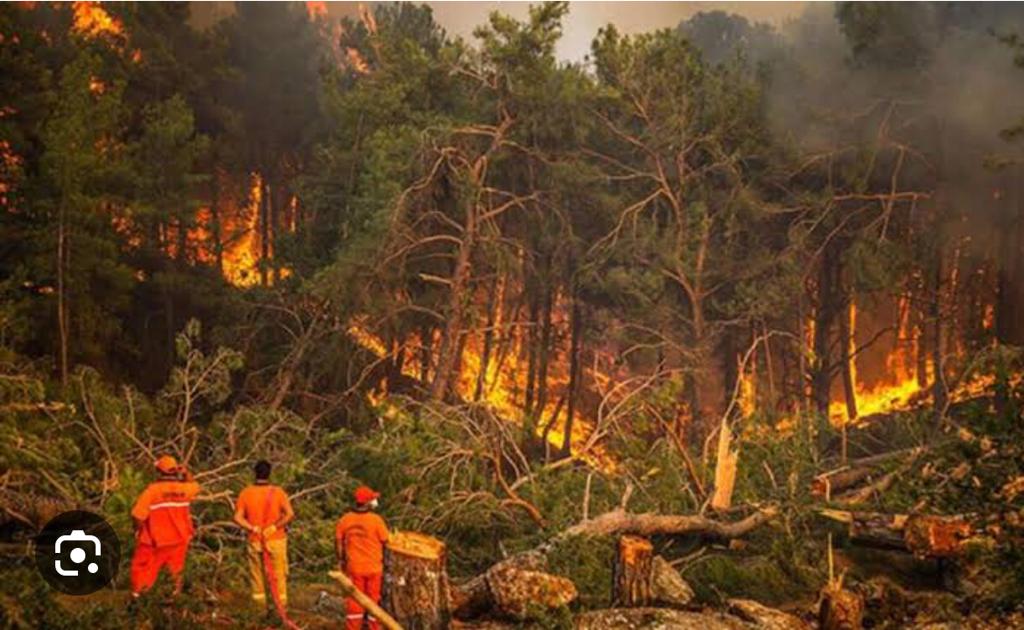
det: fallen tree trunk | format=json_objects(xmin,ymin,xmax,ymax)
[
  {"xmin": 329, "ymin": 570, "xmax": 404, "ymax": 630},
  {"xmin": 562, "ymin": 505, "xmax": 778, "ymax": 539},
  {"xmin": 819, "ymin": 510, "xmax": 970, "ymax": 558},
  {"xmin": 833, "ymin": 469, "xmax": 902, "ymax": 506},
  {"xmin": 453, "ymin": 506, "xmax": 774, "ymax": 620},
  {"xmin": 613, "ymin": 536, "xmax": 653, "ymax": 607},
  {"xmin": 384, "ymin": 532, "xmax": 449, "ymax": 629},
  {"xmin": 812, "ymin": 447, "xmax": 927, "ymax": 497}
]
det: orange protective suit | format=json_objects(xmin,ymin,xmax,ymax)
[
  {"xmin": 129, "ymin": 478, "xmax": 200, "ymax": 594},
  {"xmin": 336, "ymin": 510, "xmax": 389, "ymax": 630}
]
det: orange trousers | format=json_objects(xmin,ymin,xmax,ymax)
[
  {"xmin": 130, "ymin": 541, "xmax": 189, "ymax": 594},
  {"xmin": 345, "ymin": 573, "xmax": 383, "ymax": 630}
]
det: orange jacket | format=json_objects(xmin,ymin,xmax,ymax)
[
  {"xmin": 131, "ymin": 479, "xmax": 201, "ymax": 547},
  {"xmin": 235, "ymin": 484, "xmax": 291, "ymax": 543},
  {"xmin": 335, "ymin": 510, "xmax": 389, "ymax": 575}
]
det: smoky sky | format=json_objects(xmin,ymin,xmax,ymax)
[
  {"xmin": 426, "ymin": 2, "xmax": 806, "ymax": 62},
  {"xmin": 192, "ymin": 2, "xmax": 806, "ymax": 62}
]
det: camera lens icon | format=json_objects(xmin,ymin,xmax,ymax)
[
  {"xmin": 54, "ymin": 529, "xmax": 102, "ymax": 577},
  {"xmin": 35, "ymin": 511, "xmax": 120, "ymax": 595}
]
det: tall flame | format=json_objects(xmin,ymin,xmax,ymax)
[
  {"xmin": 72, "ymin": 1, "xmax": 124, "ymax": 40},
  {"xmin": 221, "ymin": 173, "xmax": 263, "ymax": 288}
]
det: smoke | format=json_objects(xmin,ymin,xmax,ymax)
[
  {"xmin": 426, "ymin": 1, "xmax": 806, "ymax": 62},
  {"xmin": 757, "ymin": 3, "xmax": 1024, "ymax": 250}
]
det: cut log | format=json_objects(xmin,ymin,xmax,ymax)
[
  {"xmin": 819, "ymin": 510, "xmax": 969, "ymax": 558},
  {"xmin": 818, "ymin": 582, "xmax": 864, "ymax": 630},
  {"xmin": 651, "ymin": 555, "xmax": 694, "ymax": 607},
  {"xmin": 849, "ymin": 512, "xmax": 909, "ymax": 551},
  {"xmin": 811, "ymin": 467, "xmax": 875, "ymax": 498},
  {"xmin": 486, "ymin": 564, "xmax": 577, "ymax": 620},
  {"xmin": 329, "ymin": 571, "xmax": 404, "ymax": 630},
  {"xmin": 728, "ymin": 599, "xmax": 811, "ymax": 630},
  {"xmin": 903, "ymin": 515, "xmax": 970, "ymax": 559},
  {"xmin": 613, "ymin": 535, "xmax": 654, "ymax": 607},
  {"xmin": 811, "ymin": 447, "xmax": 928, "ymax": 497},
  {"xmin": 452, "ymin": 551, "xmax": 576, "ymax": 621},
  {"xmin": 833, "ymin": 469, "xmax": 902, "ymax": 506},
  {"xmin": 451, "ymin": 551, "xmax": 547, "ymax": 619},
  {"xmin": 574, "ymin": 608, "xmax": 750, "ymax": 630},
  {"xmin": 383, "ymin": 531, "xmax": 450, "ymax": 630}
]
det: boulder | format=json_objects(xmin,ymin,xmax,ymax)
[{"xmin": 651, "ymin": 556, "xmax": 694, "ymax": 607}]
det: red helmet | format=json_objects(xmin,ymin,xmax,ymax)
[
  {"xmin": 354, "ymin": 485, "xmax": 380, "ymax": 505},
  {"xmin": 155, "ymin": 455, "xmax": 179, "ymax": 474}
]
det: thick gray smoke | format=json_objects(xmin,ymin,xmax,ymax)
[{"xmin": 750, "ymin": 3, "xmax": 1024, "ymax": 248}]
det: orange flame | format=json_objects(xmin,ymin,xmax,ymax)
[
  {"xmin": 72, "ymin": 1, "xmax": 124, "ymax": 40},
  {"xmin": 346, "ymin": 291, "xmax": 615, "ymax": 470},
  {"xmin": 221, "ymin": 173, "xmax": 263, "ymax": 287}
]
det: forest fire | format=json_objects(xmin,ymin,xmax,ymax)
[
  {"xmin": 822, "ymin": 292, "xmax": 1004, "ymax": 426},
  {"xmin": 346, "ymin": 309, "xmax": 611, "ymax": 468},
  {"xmin": 221, "ymin": 173, "xmax": 263, "ymax": 288},
  {"xmin": 72, "ymin": 1, "xmax": 124, "ymax": 40}
]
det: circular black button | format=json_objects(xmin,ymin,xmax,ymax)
[{"xmin": 34, "ymin": 510, "xmax": 120, "ymax": 595}]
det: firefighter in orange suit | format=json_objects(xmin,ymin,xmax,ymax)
[
  {"xmin": 129, "ymin": 455, "xmax": 201, "ymax": 599},
  {"xmin": 335, "ymin": 486, "xmax": 389, "ymax": 630},
  {"xmin": 234, "ymin": 460, "xmax": 294, "ymax": 609}
]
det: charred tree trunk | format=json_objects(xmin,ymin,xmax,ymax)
[
  {"xmin": 474, "ymin": 276, "xmax": 500, "ymax": 401},
  {"xmin": 430, "ymin": 203, "xmax": 476, "ymax": 401},
  {"xmin": 838, "ymin": 294, "xmax": 857, "ymax": 463},
  {"xmin": 383, "ymin": 532, "xmax": 450, "ymax": 630},
  {"xmin": 419, "ymin": 323, "xmax": 432, "ymax": 383},
  {"xmin": 535, "ymin": 279, "xmax": 554, "ymax": 419},
  {"xmin": 176, "ymin": 216, "xmax": 188, "ymax": 266},
  {"xmin": 259, "ymin": 178, "xmax": 270, "ymax": 287},
  {"xmin": 524, "ymin": 287, "xmax": 540, "ymax": 416},
  {"xmin": 812, "ymin": 246, "xmax": 838, "ymax": 418},
  {"xmin": 386, "ymin": 337, "xmax": 405, "ymax": 394},
  {"xmin": 210, "ymin": 171, "xmax": 224, "ymax": 275},
  {"xmin": 269, "ymin": 180, "xmax": 281, "ymax": 285},
  {"xmin": 561, "ymin": 293, "xmax": 582, "ymax": 457},
  {"xmin": 931, "ymin": 244, "xmax": 948, "ymax": 423},
  {"xmin": 839, "ymin": 296, "xmax": 858, "ymax": 424},
  {"xmin": 613, "ymin": 535, "xmax": 654, "ymax": 607}
]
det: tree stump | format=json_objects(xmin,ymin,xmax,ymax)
[
  {"xmin": 612, "ymin": 535, "xmax": 654, "ymax": 607},
  {"xmin": 818, "ymin": 582, "xmax": 864, "ymax": 630},
  {"xmin": 383, "ymin": 531, "xmax": 449, "ymax": 630}
]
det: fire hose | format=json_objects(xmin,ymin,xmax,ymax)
[{"xmin": 260, "ymin": 532, "xmax": 302, "ymax": 630}]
